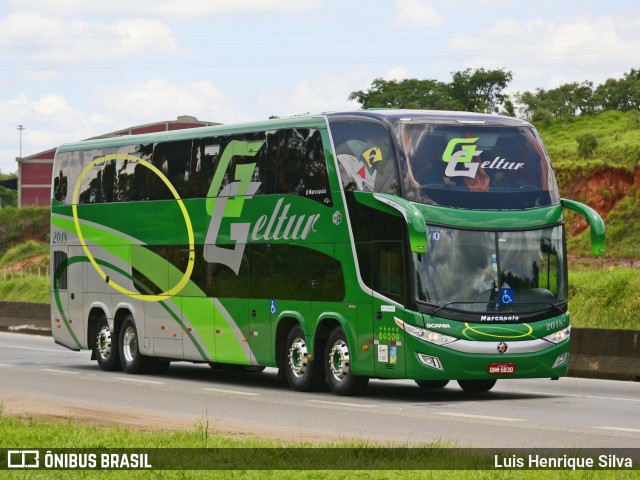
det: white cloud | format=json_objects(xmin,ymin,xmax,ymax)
[
  {"xmin": 257, "ymin": 72, "xmax": 363, "ymax": 117},
  {"xmin": 91, "ymin": 78, "xmax": 240, "ymax": 125},
  {"xmin": 446, "ymin": 16, "xmax": 640, "ymax": 91},
  {"xmin": 0, "ymin": 93, "xmax": 95, "ymax": 173},
  {"xmin": 395, "ymin": 0, "xmax": 444, "ymax": 29},
  {"xmin": 0, "ymin": 12, "xmax": 178, "ymax": 64},
  {"xmin": 9, "ymin": 0, "xmax": 322, "ymax": 18},
  {"xmin": 385, "ymin": 66, "xmax": 412, "ymax": 81},
  {"xmin": 0, "ymin": 78, "xmax": 243, "ymax": 174}
]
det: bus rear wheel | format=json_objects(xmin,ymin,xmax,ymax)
[
  {"xmin": 95, "ymin": 314, "xmax": 121, "ymax": 371},
  {"xmin": 284, "ymin": 325, "xmax": 324, "ymax": 392},
  {"xmin": 457, "ymin": 379, "xmax": 497, "ymax": 393},
  {"xmin": 325, "ymin": 326, "xmax": 368, "ymax": 396},
  {"xmin": 119, "ymin": 316, "xmax": 154, "ymax": 374}
]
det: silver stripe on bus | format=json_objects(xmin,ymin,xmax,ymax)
[{"xmin": 442, "ymin": 338, "xmax": 555, "ymax": 354}]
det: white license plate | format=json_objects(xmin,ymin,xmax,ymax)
[{"xmin": 488, "ymin": 363, "xmax": 515, "ymax": 374}]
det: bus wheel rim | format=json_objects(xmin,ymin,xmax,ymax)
[
  {"xmin": 122, "ymin": 326, "xmax": 138, "ymax": 364},
  {"xmin": 288, "ymin": 338, "xmax": 308, "ymax": 377},
  {"xmin": 329, "ymin": 339, "xmax": 350, "ymax": 381},
  {"xmin": 96, "ymin": 326, "xmax": 112, "ymax": 360}
]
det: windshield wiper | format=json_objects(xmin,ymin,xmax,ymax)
[{"xmin": 428, "ymin": 299, "xmax": 566, "ymax": 316}]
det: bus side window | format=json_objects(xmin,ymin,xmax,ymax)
[
  {"xmin": 150, "ymin": 141, "xmax": 192, "ymax": 200},
  {"xmin": 53, "ymin": 250, "xmax": 68, "ymax": 290},
  {"xmin": 235, "ymin": 131, "xmax": 275, "ymax": 196},
  {"xmin": 373, "ymin": 241, "xmax": 405, "ymax": 303},
  {"xmin": 191, "ymin": 135, "xmax": 233, "ymax": 198},
  {"xmin": 78, "ymin": 148, "xmax": 111, "ymax": 204},
  {"xmin": 53, "ymin": 153, "xmax": 70, "ymax": 203},
  {"xmin": 330, "ymin": 121, "xmax": 399, "ymax": 195},
  {"xmin": 275, "ymin": 128, "xmax": 332, "ymax": 206},
  {"xmin": 108, "ymin": 144, "xmax": 149, "ymax": 202}
]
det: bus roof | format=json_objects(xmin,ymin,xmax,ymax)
[
  {"xmin": 56, "ymin": 110, "xmax": 530, "ymax": 153},
  {"xmin": 325, "ymin": 109, "xmax": 531, "ymax": 127}
]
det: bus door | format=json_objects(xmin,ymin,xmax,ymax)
[
  {"xmin": 372, "ymin": 240, "xmax": 406, "ymax": 378},
  {"xmin": 343, "ymin": 242, "xmax": 375, "ymax": 377},
  {"xmin": 52, "ymin": 246, "xmax": 85, "ymax": 350},
  {"xmin": 67, "ymin": 245, "xmax": 86, "ymax": 347}
]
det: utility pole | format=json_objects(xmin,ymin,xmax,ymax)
[{"xmin": 17, "ymin": 125, "xmax": 25, "ymax": 158}]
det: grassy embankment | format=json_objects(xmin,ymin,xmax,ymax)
[
  {"xmin": 537, "ymin": 110, "xmax": 640, "ymax": 260},
  {"xmin": 0, "ymin": 409, "xmax": 636, "ymax": 479}
]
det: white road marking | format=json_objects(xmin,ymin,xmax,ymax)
[
  {"xmin": 595, "ymin": 427, "xmax": 640, "ymax": 434},
  {"xmin": 558, "ymin": 393, "xmax": 640, "ymax": 403},
  {"xmin": 114, "ymin": 377, "xmax": 165, "ymax": 385},
  {"xmin": 2, "ymin": 345, "xmax": 71, "ymax": 353},
  {"xmin": 437, "ymin": 412, "xmax": 523, "ymax": 422},
  {"xmin": 308, "ymin": 399, "xmax": 377, "ymax": 408},
  {"xmin": 201, "ymin": 388, "xmax": 260, "ymax": 396},
  {"xmin": 41, "ymin": 368, "xmax": 81, "ymax": 375}
]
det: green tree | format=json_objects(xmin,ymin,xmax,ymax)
[
  {"xmin": 349, "ymin": 77, "xmax": 455, "ymax": 110},
  {"xmin": 0, "ymin": 172, "xmax": 17, "ymax": 208},
  {"xmin": 349, "ymin": 68, "xmax": 514, "ymax": 114},
  {"xmin": 594, "ymin": 69, "xmax": 640, "ymax": 112},
  {"xmin": 448, "ymin": 68, "xmax": 513, "ymax": 113},
  {"xmin": 516, "ymin": 81, "xmax": 595, "ymax": 122}
]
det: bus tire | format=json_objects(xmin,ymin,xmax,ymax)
[
  {"xmin": 119, "ymin": 315, "xmax": 154, "ymax": 374},
  {"xmin": 416, "ymin": 380, "xmax": 449, "ymax": 389},
  {"xmin": 457, "ymin": 379, "xmax": 497, "ymax": 393},
  {"xmin": 95, "ymin": 314, "xmax": 121, "ymax": 371},
  {"xmin": 325, "ymin": 326, "xmax": 368, "ymax": 396},
  {"xmin": 284, "ymin": 325, "xmax": 324, "ymax": 392}
]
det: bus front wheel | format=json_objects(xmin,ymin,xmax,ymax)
[
  {"xmin": 457, "ymin": 379, "xmax": 497, "ymax": 393},
  {"xmin": 119, "ymin": 316, "xmax": 154, "ymax": 374},
  {"xmin": 95, "ymin": 314, "xmax": 121, "ymax": 371},
  {"xmin": 325, "ymin": 326, "xmax": 368, "ymax": 396},
  {"xmin": 284, "ymin": 325, "xmax": 324, "ymax": 392}
]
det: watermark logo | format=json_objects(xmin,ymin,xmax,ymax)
[{"xmin": 8, "ymin": 450, "xmax": 39, "ymax": 469}]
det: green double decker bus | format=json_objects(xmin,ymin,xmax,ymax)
[{"xmin": 50, "ymin": 109, "xmax": 605, "ymax": 395}]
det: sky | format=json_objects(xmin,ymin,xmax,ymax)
[{"xmin": 1, "ymin": 0, "xmax": 639, "ymax": 174}]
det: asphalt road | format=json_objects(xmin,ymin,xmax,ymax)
[{"xmin": 1, "ymin": 331, "xmax": 639, "ymax": 448}]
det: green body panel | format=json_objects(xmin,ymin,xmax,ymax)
[
  {"xmin": 413, "ymin": 203, "xmax": 564, "ymax": 229},
  {"xmin": 561, "ymin": 198, "xmax": 606, "ymax": 256},
  {"xmin": 353, "ymin": 191, "xmax": 427, "ymax": 253}
]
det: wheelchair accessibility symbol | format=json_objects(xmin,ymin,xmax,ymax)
[
  {"xmin": 500, "ymin": 288, "xmax": 514, "ymax": 304},
  {"xmin": 270, "ymin": 300, "xmax": 277, "ymax": 314}
]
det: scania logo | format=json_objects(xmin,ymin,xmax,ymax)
[{"xmin": 497, "ymin": 342, "xmax": 508, "ymax": 354}]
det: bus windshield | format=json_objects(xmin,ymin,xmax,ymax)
[
  {"xmin": 396, "ymin": 121, "xmax": 560, "ymax": 210},
  {"xmin": 413, "ymin": 225, "xmax": 567, "ymax": 319}
]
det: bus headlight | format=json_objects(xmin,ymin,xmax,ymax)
[
  {"xmin": 394, "ymin": 318, "xmax": 457, "ymax": 345},
  {"xmin": 543, "ymin": 326, "xmax": 571, "ymax": 344}
]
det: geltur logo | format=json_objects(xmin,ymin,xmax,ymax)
[
  {"xmin": 203, "ymin": 139, "xmax": 320, "ymax": 275},
  {"xmin": 442, "ymin": 137, "xmax": 482, "ymax": 179}
]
